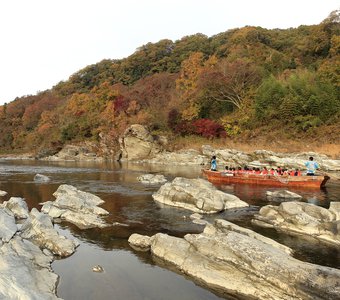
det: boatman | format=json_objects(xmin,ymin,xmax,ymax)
[
  {"xmin": 210, "ymin": 156, "xmax": 217, "ymax": 171},
  {"xmin": 305, "ymin": 156, "xmax": 319, "ymax": 176}
]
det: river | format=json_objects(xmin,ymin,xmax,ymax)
[{"xmin": 0, "ymin": 159, "xmax": 339, "ymax": 300}]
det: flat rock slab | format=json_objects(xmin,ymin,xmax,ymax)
[
  {"xmin": 153, "ymin": 177, "xmax": 248, "ymax": 214},
  {"xmin": 148, "ymin": 220, "xmax": 340, "ymax": 299}
]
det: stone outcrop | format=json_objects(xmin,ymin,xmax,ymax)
[
  {"xmin": 131, "ymin": 219, "xmax": 340, "ymax": 299},
  {"xmin": 20, "ymin": 208, "xmax": 78, "ymax": 257},
  {"xmin": 252, "ymin": 201, "xmax": 340, "ymax": 246},
  {"xmin": 137, "ymin": 174, "xmax": 167, "ymax": 184},
  {"xmin": 152, "ymin": 177, "xmax": 248, "ymax": 214},
  {"xmin": 44, "ymin": 143, "xmax": 104, "ymax": 162},
  {"xmin": 41, "ymin": 184, "xmax": 110, "ymax": 229},
  {"xmin": 1, "ymin": 197, "xmax": 29, "ymax": 219},
  {"xmin": 119, "ymin": 124, "xmax": 166, "ymax": 160}
]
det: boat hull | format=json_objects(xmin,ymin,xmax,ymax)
[{"xmin": 202, "ymin": 169, "xmax": 329, "ymax": 188}]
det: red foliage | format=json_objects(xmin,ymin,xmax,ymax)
[
  {"xmin": 191, "ymin": 118, "xmax": 226, "ymax": 138},
  {"xmin": 114, "ymin": 96, "xmax": 129, "ymax": 116},
  {"xmin": 172, "ymin": 118, "xmax": 226, "ymax": 138}
]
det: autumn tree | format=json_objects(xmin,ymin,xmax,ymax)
[
  {"xmin": 199, "ymin": 59, "xmax": 262, "ymax": 111},
  {"xmin": 176, "ymin": 52, "xmax": 205, "ymax": 120}
]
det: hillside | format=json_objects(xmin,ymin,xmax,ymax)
[{"xmin": 0, "ymin": 10, "xmax": 339, "ymax": 157}]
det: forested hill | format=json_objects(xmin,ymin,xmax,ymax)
[{"xmin": 0, "ymin": 10, "xmax": 339, "ymax": 155}]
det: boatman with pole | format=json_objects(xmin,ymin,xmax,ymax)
[{"xmin": 305, "ymin": 156, "xmax": 319, "ymax": 176}]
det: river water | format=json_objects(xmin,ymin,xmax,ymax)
[{"xmin": 0, "ymin": 159, "xmax": 339, "ymax": 300}]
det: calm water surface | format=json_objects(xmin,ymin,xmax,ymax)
[{"xmin": 0, "ymin": 159, "xmax": 339, "ymax": 300}]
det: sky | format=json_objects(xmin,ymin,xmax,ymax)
[{"xmin": 0, "ymin": 0, "xmax": 338, "ymax": 105}]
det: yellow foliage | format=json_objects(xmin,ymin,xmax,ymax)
[{"xmin": 176, "ymin": 52, "xmax": 204, "ymax": 120}]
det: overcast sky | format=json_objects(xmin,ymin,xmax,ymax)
[{"xmin": 0, "ymin": 0, "xmax": 338, "ymax": 105}]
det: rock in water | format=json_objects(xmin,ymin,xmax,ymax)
[{"xmin": 152, "ymin": 177, "xmax": 248, "ymax": 213}]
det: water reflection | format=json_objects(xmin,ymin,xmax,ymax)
[{"xmin": 0, "ymin": 159, "xmax": 339, "ymax": 299}]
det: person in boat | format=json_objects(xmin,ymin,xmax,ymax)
[
  {"xmin": 282, "ymin": 169, "xmax": 289, "ymax": 176},
  {"xmin": 305, "ymin": 156, "xmax": 319, "ymax": 176},
  {"xmin": 210, "ymin": 156, "xmax": 217, "ymax": 171},
  {"xmin": 237, "ymin": 166, "xmax": 243, "ymax": 174},
  {"xmin": 276, "ymin": 166, "xmax": 283, "ymax": 175},
  {"xmin": 269, "ymin": 168, "xmax": 276, "ymax": 175},
  {"xmin": 261, "ymin": 167, "xmax": 269, "ymax": 175},
  {"xmin": 294, "ymin": 169, "xmax": 301, "ymax": 176}
]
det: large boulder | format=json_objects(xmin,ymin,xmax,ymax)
[
  {"xmin": 20, "ymin": 208, "xmax": 78, "ymax": 257},
  {"xmin": 41, "ymin": 184, "xmax": 110, "ymax": 229},
  {"xmin": 152, "ymin": 177, "xmax": 248, "ymax": 214},
  {"xmin": 119, "ymin": 124, "xmax": 165, "ymax": 160},
  {"xmin": 0, "ymin": 236, "xmax": 61, "ymax": 299},
  {"xmin": 139, "ymin": 220, "xmax": 340, "ymax": 299},
  {"xmin": 252, "ymin": 201, "xmax": 340, "ymax": 246}
]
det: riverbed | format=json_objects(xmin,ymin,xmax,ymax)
[{"xmin": 0, "ymin": 159, "xmax": 339, "ymax": 299}]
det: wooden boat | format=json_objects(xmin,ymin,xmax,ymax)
[{"xmin": 202, "ymin": 169, "xmax": 330, "ymax": 188}]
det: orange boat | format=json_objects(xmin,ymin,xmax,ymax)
[{"xmin": 202, "ymin": 169, "xmax": 330, "ymax": 188}]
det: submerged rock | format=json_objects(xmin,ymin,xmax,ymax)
[
  {"xmin": 252, "ymin": 201, "xmax": 340, "ymax": 246},
  {"xmin": 266, "ymin": 190, "xmax": 302, "ymax": 200},
  {"xmin": 137, "ymin": 174, "xmax": 167, "ymax": 184},
  {"xmin": 152, "ymin": 177, "xmax": 248, "ymax": 214},
  {"xmin": 134, "ymin": 220, "xmax": 340, "ymax": 299},
  {"xmin": 34, "ymin": 173, "xmax": 51, "ymax": 182},
  {"xmin": 0, "ymin": 190, "xmax": 8, "ymax": 196},
  {"xmin": 41, "ymin": 184, "xmax": 110, "ymax": 229}
]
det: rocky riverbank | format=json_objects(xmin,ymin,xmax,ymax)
[
  {"xmin": 37, "ymin": 125, "xmax": 340, "ymax": 178},
  {"xmin": 0, "ymin": 184, "xmax": 110, "ymax": 299}
]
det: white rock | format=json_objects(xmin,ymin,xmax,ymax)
[
  {"xmin": 149, "ymin": 220, "xmax": 340, "ymax": 299},
  {"xmin": 153, "ymin": 177, "xmax": 248, "ymax": 214},
  {"xmin": 137, "ymin": 174, "xmax": 167, "ymax": 184},
  {"xmin": 34, "ymin": 173, "xmax": 51, "ymax": 182},
  {"xmin": 0, "ymin": 236, "xmax": 61, "ymax": 299},
  {"xmin": 41, "ymin": 184, "xmax": 110, "ymax": 229},
  {"xmin": 253, "ymin": 202, "xmax": 340, "ymax": 246},
  {"xmin": 0, "ymin": 190, "xmax": 8, "ymax": 196},
  {"xmin": 0, "ymin": 208, "xmax": 18, "ymax": 242},
  {"xmin": 266, "ymin": 190, "xmax": 302, "ymax": 200},
  {"xmin": 20, "ymin": 208, "xmax": 78, "ymax": 257},
  {"xmin": 2, "ymin": 197, "xmax": 29, "ymax": 219},
  {"xmin": 128, "ymin": 233, "xmax": 152, "ymax": 251}
]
